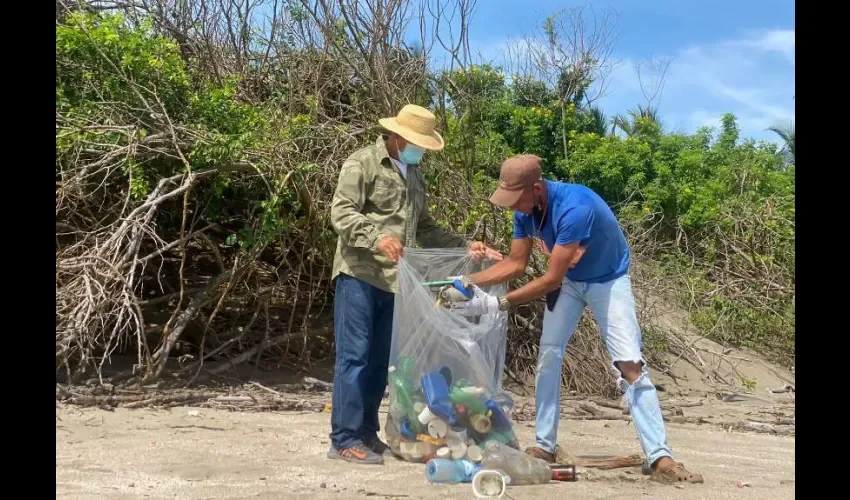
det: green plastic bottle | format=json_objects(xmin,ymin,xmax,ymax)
[
  {"xmin": 396, "ymin": 357, "xmax": 426, "ymax": 407},
  {"xmin": 397, "ymin": 357, "xmax": 415, "ymax": 379},
  {"xmin": 389, "ymin": 365, "xmax": 422, "ymax": 433},
  {"xmin": 483, "ymin": 431, "xmax": 511, "ymax": 445},
  {"xmin": 449, "ymin": 386, "xmax": 488, "ymax": 415}
]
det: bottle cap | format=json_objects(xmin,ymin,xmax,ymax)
[{"xmin": 470, "ymin": 414, "xmax": 492, "ymax": 434}]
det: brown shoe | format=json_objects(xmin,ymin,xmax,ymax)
[
  {"xmin": 525, "ymin": 446, "xmax": 556, "ymax": 463},
  {"xmin": 651, "ymin": 461, "xmax": 704, "ymax": 484}
]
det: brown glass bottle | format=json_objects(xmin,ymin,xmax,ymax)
[{"xmin": 550, "ymin": 464, "xmax": 577, "ymax": 482}]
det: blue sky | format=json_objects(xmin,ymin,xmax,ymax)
[{"xmin": 434, "ymin": 0, "xmax": 795, "ymax": 143}]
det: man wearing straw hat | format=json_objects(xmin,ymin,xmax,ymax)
[
  {"xmin": 327, "ymin": 104, "xmax": 502, "ymax": 465},
  {"xmin": 442, "ymin": 154, "xmax": 704, "ymax": 484}
]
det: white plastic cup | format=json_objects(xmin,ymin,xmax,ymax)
[
  {"xmin": 466, "ymin": 444, "xmax": 483, "ymax": 462},
  {"xmin": 418, "ymin": 406, "xmax": 438, "ymax": 425},
  {"xmin": 450, "ymin": 442, "xmax": 468, "ymax": 460},
  {"xmin": 472, "ymin": 470, "xmax": 508, "ymax": 499},
  {"xmin": 446, "ymin": 426, "xmax": 468, "ymax": 447},
  {"xmin": 427, "ymin": 418, "xmax": 448, "ymax": 439}
]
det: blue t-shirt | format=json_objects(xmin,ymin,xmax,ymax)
[{"xmin": 513, "ymin": 180, "xmax": 630, "ymax": 283}]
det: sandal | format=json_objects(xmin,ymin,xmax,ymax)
[
  {"xmin": 524, "ymin": 446, "xmax": 556, "ymax": 463},
  {"xmin": 651, "ymin": 461, "xmax": 704, "ymax": 484}
]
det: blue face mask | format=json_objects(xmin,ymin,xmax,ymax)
[{"xmin": 399, "ymin": 143, "xmax": 425, "ymax": 165}]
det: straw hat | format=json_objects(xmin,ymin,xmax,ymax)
[{"xmin": 378, "ymin": 104, "xmax": 445, "ymax": 151}]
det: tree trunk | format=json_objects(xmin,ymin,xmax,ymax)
[{"xmin": 561, "ymin": 101, "xmax": 569, "ymax": 162}]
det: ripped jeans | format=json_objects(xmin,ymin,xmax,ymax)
[{"xmin": 534, "ymin": 273, "xmax": 673, "ymax": 465}]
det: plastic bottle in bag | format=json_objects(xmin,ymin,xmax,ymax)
[
  {"xmin": 397, "ymin": 356, "xmax": 415, "ymax": 379},
  {"xmin": 485, "ymin": 400, "xmax": 513, "ymax": 432},
  {"xmin": 389, "ymin": 365, "xmax": 422, "ymax": 434},
  {"xmin": 385, "ymin": 248, "xmax": 514, "ymax": 463},
  {"xmin": 425, "ymin": 458, "xmax": 481, "ymax": 484},
  {"xmin": 484, "ymin": 428, "xmax": 520, "ymax": 450},
  {"xmin": 421, "ymin": 368, "xmax": 457, "ymax": 425},
  {"xmin": 449, "ymin": 386, "xmax": 489, "ymax": 415},
  {"xmin": 480, "ymin": 441, "xmax": 552, "ymax": 485}
]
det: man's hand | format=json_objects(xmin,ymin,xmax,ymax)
[
  {"xmin": 467, "ymin": 241, "xmax": 503, "ymax": 262},
  {"xmin": 377, "ymin": 235, "xmax": 404, "ymax": 263},
  {"xmin": 447, "ymin": 284, "xmax": 500, "ymax": 316}
]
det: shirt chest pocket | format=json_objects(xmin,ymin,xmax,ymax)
[{"xmin": 370, "ymin": 177, "xmax": 403, "ymax": 213}]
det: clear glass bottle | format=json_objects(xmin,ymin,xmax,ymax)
[{"xmin": 480, "ymin": 441, "xmax": 552, "ymax": 485}]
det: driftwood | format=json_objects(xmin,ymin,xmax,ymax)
[
  {"xmin": 56, "ymin": 382, "xmax": 329, "ymax": 413},
  {"xmin": 587, "ymin": 398, "xmax": 624, "ymax": 411},
  {"xmin": 767, "ymin": 384, "xmax": 795, "ymax": 394},
  {"xmin": 577, "ymin": 454, "xmax": 644, "ymax": 470},
  {"xmin": 207, "ymin": 332, "xmax": 309, "ymax": 375},
  {"xmin": 663, "ymin": 400, "xmax": 704, "ymax": 409},
  {"xmin": 739, "ymin": 421, "xmax": 795, "ymax": 436},
  {"xmin": 565, "ymin": 411, "xmax": 632, "ymax": 422},
  {"xmin": 578, "ymin": 402, "xmax": 604, "ymax": 416}
]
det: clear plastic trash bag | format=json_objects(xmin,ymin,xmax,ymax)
[{"xmin": 383, "ymin": 248, "xmax": 520, "ymax": 464}]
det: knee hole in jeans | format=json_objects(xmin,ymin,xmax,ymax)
[{"xmin": 613, "ymin": 359, "xmax": 645, "ymax": 385}]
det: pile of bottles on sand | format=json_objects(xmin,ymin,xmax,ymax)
[{"xmin": 384, "ymin": 357, "xmax": 577, "ymax": 497}]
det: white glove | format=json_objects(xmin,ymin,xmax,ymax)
[{"xmin": 451, "ymin": 284, "xmax": 499, "ymax": 316}]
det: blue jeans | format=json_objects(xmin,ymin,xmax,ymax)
[
  {"xmin": 535, "ymin": 273, "xmax": 673, "ymax": 465},
  {"xmin": 330, "ymin": 273, "xmax": 395, "ymax": 449}
]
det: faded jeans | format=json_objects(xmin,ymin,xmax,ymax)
[
  {"xmin": 330, "ymin": 273, "xmax": 395, "ymax": 450},
  {"xmin": 534, "ymin": 273, "xmax": 673, "ymax": 465}
]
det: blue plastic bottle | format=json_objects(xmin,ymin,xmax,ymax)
[
  {"xmin": 486, "ymin": 400, "xmax": 512, "ymax": 431},
  {"xmin": 420, "ymin": 367, "xmax": 456, "ymax": 425},
  {"xmin": 425, "ymin": 458, "xmax": 481, "ymax": 484}
]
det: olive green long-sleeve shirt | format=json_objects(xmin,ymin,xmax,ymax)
[{"xmin": 330, "ymin": 136, "xmax": 467, "ymax": 293}]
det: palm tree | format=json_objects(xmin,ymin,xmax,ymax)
[
  {"xmin": 611, "ymin": 105, "xmax": 661, "ymax": 137},
  {"xmin": 767, "ymin": 121, "xmax": 795, "ymax": 164},
  {"xmin": 587, "ymin": 107, "xmax": 608, "ymax": 136},
  {"xmin": 611, "ymin": 114, "xmax": 635, "ymax": 136}
]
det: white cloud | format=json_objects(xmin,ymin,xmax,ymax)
[
  {"xmin": 741, "ymin": 29, "xmax": 795, "ymax": 62},
  {"xmin": 468, "ymin": 29, "xmax": 794, "ymax": 142},
  {"xmin": 600, "ymin": 29, "xmax": 795, "ymax": 142}
]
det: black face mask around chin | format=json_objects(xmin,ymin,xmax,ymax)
[{"xmin": 533, "ymin": 202, "xmax": 546, "ymax": 226}]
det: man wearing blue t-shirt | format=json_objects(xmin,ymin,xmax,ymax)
[{"xmin": 450, "ymin": 154, "xmax": 703, "ymax": 484}]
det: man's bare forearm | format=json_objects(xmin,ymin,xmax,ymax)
[
  {"xmin": 504, "ymin": 243, "xmax": 578, "ymax": 305},
  {"xmin": 468, "ymin": 259, "xmax": 525, "ymax": 287},
  {"xmin": 504, "ymin": 274, "xmax": 562, "ymax": 305}
]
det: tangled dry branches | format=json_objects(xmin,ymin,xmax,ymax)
[{"xmin": 56, "ymin": 1, "xmax": 792, "ymax": 398}]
